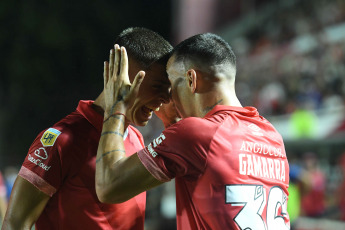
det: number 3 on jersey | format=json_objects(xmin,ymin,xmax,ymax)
[{"xmin": 226, "ymin": 184, "xmax": 290, "ymax": 230}]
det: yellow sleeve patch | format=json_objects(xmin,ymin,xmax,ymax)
[{"xmin": 40, "ymin": 128, "xmax": 61, "ymax": 147}]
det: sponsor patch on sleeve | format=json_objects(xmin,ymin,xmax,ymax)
[{"xmin": 40, "ymin": 128, "xmax": 61, "ymax": 147}]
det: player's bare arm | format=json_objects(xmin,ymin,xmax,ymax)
[
  {"xmin": 1, "ymin": 176, "xmax": 50, "ymax": 230},
  {"xmin": 95, "ymin": 45, "xmax": 163, "ymax": 204}
]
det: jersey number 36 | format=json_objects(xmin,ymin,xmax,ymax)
[{"xmin": 226, "ymin": 184, "xmax": 290, "ymax": 230}]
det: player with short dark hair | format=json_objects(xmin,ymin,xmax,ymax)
[
  {"xmin": 115, "ymin": 27, "xmax": 172, "ymax": 69},
  {"xmin": 2, "ymin": 27, "xmax": 172, "ymax": 230},
  {"xmin": 96, "ymin": 33, "xmax": 290, "ymax": 230},
  {"xmin": 173, "ymin": 33, "xmax": 236, "ymax": 67}
]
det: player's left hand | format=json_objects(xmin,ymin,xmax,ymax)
[{"xmin": 103, "ymin": 44, "xmax": 145, "ymax": 118}]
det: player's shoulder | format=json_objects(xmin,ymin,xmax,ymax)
[
  {"xmin": 164, "ymin": 117, "xmax": 218, "ymax": 142},
  {"xmin": 257, "ymin": 115, "xmax": 283, "ymax": 138},
  {"xmin": 38, "ymin": 127, "xmax": 64, "ymax": 148},
  {"xmin": 57, "ymin": 108, "xmax": 95, "ymax": 132},
  {"xmin": 172, "ymin": 116, "xmax": 215, "ymax": 130},
  {"xmin": 38, "ymin": 110, "xmax": 87, "ymax": 146},
  {"xmin": 57, "ymin": 110, "xmax": 88, "ymax": 129},
  {"xmin": 178, "ymin": 115, "xmax": 219, "ymax": 132}
]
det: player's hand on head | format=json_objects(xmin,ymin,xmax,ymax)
[{"xmin": 103, "ymin": 44, "xmax": 145, "ymax": 118}]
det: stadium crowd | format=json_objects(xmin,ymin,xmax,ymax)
[{"xmin": 233, "ymin": 0, "xmax": 345, "ymax": 116}]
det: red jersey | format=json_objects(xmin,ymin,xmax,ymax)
[
  {"xmin": 19, "ymin": 100, "xmax": 146, "ymax": 230},
  {"xmin": 138, "ymin": 105, "xmax": 290, "ymax": 230}
]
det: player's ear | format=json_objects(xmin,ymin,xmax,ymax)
[{"xmin": 186, "ymin": 69, "xmax": 197, "ymax": 93}]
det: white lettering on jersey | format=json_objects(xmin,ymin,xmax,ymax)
[
  {"xmin": 28, "ymin": 154, "xmax": 51, "ymax": 171},
  {"xmin": 239, "ymin": 154, "xmax": 286, "ymax": 182},
  {"xmin": 240, "ymin": 141, "xmax": 285, "ymax": 158},
  {"xmin": 152, "ymin": 133, "xmax": 166, "ymax": 148},
  {"xmin": 148, "ymin": 133, "xmax": 166, "ymax": 158},
  {"xmin": 147, "ymin": 143, "xmax": 158, "ymax": 158}
]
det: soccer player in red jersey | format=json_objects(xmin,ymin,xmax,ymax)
[
  {"xmin": 2, "ymin": 27, "xmax": 172, "ymax": 230},
  {"xmin": 96, "ymin": 33, "xmax": 290, "ymax": 230}
]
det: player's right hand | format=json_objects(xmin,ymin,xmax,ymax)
[{"xmin": 103, "ymin": 45, "xmax": 145, "ymax": 119}]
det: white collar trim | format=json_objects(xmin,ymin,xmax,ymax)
[{"xmin": 123, "ymin": 128, "xmax": 129, "ymax": 140}]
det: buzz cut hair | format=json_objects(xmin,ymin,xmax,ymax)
[
  {"xmin": 172, "ymin": 33, "xmax": 236, "ymax": 71},
  {"xmin": 114, "ymin": 27, "xmax": 173, "ymax": 69}
]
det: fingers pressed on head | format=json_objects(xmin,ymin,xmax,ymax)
[
  {"xmin": 104, "ymin": 61, "xmax": 109, "ymax": 86},
  {"xmin": 130, "ymin": 71, "xmax": 145, "ymax": 97},
  {"xmin": 120, "ymin": 47, "xmax": 129, "ymax": 84},
  {"xmin": 109, "ymin": 49, "xmax": 114, "ymax": 77},
  {"xmin": 114, "ymin": 44, "xmax": 120, "ymax": 79}
]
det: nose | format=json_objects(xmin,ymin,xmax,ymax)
[{"xmin": 160, "ymin": 87, "xmax": 171, "ymax": 104}]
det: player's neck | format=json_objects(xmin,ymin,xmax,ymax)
[
  {"xmin": 216, "ymin": 84, "xmax": 242, "ymax": 107},
  {"xmin": 198, "ymin": 86, "xmax": 241, "ymax": 117}
]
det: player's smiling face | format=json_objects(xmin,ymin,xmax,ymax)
[{"xmin": 127, "ymin": 60, "xmax": 171, "ymax": 126}]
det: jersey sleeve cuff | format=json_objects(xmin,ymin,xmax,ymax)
[
  {"xmin": 137, "ymin": 148, "xmax": 172, "ymax": 182},
  {"xmin": 18, "ymin": 166, "xmax": 57, "ymax": 197}
]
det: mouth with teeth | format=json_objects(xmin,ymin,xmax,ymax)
[{"xmin": 141, "ymin": 104, "xmax": 161, "ymax": 120}]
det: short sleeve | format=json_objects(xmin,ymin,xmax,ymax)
[
  {"xmin": 138, "ymin": 118, "xmax": 213, "ymax": 182},
  {"xmin": 19, "ymin": 128, "xmax": 63, "ymax": 197}
]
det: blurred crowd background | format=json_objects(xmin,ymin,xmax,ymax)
[{"xmin": 1, "ymin": 0, "xmax": 345, "ymax": 229}]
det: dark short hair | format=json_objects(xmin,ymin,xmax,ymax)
[
  {"xmin": 114, "ymin": 27, "xmax": 173, "ymax": 69},
  {"xmin": 173, "ymin": 33, "xmax": 236, "ymax": 69}
]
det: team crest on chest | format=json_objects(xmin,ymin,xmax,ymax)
[{"xmin": 40, "ymin": 128, "xmax": 61, "ymax": 147}]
